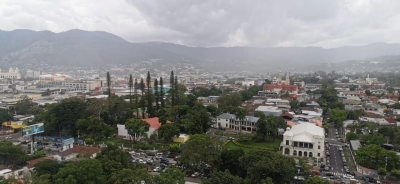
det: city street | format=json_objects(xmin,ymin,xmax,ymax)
[
  {"xmin": 327, "ymin": 145, "xmax": 344, "ymax": 175},
  {"xmin": 325, "ymin": 124, "xmax": 345, "ymax": 146}
]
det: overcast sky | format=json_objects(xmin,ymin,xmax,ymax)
[{"xmin": 1, "ymin": 0, "xmax": 400, "ymax": 48}]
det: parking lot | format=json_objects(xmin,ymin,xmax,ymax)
[{"xmin": 129, "ymin": 151, "xmax": 178, "ymax": 171}]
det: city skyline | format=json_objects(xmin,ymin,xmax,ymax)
[{"xmin": 1, "ymin": 0, "xmax": 400, "ymax": 48}]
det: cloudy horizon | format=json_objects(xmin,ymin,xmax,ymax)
[{"xmin": 1, "ymin": 0, "xmax": 400, "ymax": 48}]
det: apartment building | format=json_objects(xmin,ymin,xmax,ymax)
[{"xmin": 216, "ymin": 113, "xmax": 259, "ymax": 132}]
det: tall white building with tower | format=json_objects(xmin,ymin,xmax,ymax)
[{"xmin": 0, "ymin": 68, "xmax": 21, "ymax": 79}]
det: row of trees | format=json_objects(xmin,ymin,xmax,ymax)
[
  {"xmin": 178, "ymin": 134, "xmax": 296, "ymax": 184},
  {"xmin": 1, "ymin": 144, "xmax": 185, "ymax": 184}
]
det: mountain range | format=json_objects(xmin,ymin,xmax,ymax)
[{"xmin": 1, "ymin": 29, "xmax": 400, "ymax": 71}]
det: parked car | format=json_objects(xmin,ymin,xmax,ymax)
[
  {"xmin": 191, "ymin": 172, "xmax": 201, "ymax": 178},
  {"xmin": 343, "ymin": 174, "xmax": 354, "ymax": 179},
  {"xmin": 153, "ymin": 167, "xmax": 161, "ymax": 172},
  {"xmin": 346, "ymin": 171, "xmax": 355, "ymax": 176},
  {"xmin": 156, "ymin": 153, "xmax": 163, "ymax": 159},
  {"xmin": 324, "ymin": 167, "xmax": 330, "ymax": 171},
  {"xmin": 325, "ymin": 173, "xmax": 334, "ymax": 176},
  {"xmin": 312, "ymin": 170, "xmax": 320, "ymax": 175},
  {"xmin": 174, "ymin": 156, "xmax": 180, "ymax": 161},
  {"xmin": 228, "ymin": 137, "xmax": 235, "ymax": 140}
]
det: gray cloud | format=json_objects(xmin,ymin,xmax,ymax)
[{"xmin": 0, "ymin": 0, "xmax": 400, "ymax": 48}]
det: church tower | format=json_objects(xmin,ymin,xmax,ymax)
[
  {"xmin": 285, "ymin": 71, "xmax": 290, "ymax": 85},
  {"xmin": 278, "ymin": 71, "xmax": 282, "ymax": 83}
]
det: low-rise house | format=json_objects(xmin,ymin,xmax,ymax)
[
  {"xmin": 216, "ymin": 113, "xmax": 259, "ymax": 132},
  {"xmin": 340, "ymin": 95, "xmax": 362, "ymax": 105},
  {"xmin": 281, "ymin": 123, "xmax": 325, "ymax": 158},
  {"xmin": 117, "ymin": 117, "xmax": 162, "ymax": 139},
  {"xmin": 255, "ymin": 106, "xmax": 283, "ymax": 116},
  {"xmin": 54, "ymin": 145, "xmax": 101, "ymax": 161}
]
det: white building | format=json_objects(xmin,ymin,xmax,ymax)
[
  {"xmin": 0, "ymin": 68, "xmax": 21, "ymax": 79},
  {"xmin": 281, "ymin": 123, "xmax": 325, "ymax": 158},
  {"xmin": 255, "ymin": 106, "xmax": 283, "ymax": 116},
  {"xmin": 26, "ymin": 70, "xmax": 41, "ymax": 78},
  {"xmin": 62, "ymin": 82, "xmax": 91, "ymax": 92},
  {"xmin": 216, "ymin": 113, "xmax": 259, "ymax": 132},
  {"xmin": 117, "ymin": 117, "xmax": 161, "ymax": 139}
]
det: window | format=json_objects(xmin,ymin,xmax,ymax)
[
  {"xmin": 318, "ymin": 145, "xmax": 320, "ymax": 149},
  {"xmin": 294, "ymin": 142, "xmax": 298, "ymax": 147},
  {"xmin": 299, "ymin": 142, "xmax": 303, "ymax": 147},
  {"xmin": 318, "ymin": 153, "xmax": 320, "ymax": 157},
  {"xmin": 286, "ymin": 140, "xmax": 289, "ymax": 145}
]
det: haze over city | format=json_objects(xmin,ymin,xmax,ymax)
[
  {"xmin": 2, "ymin": 1, "xmax": 400, "ymax": 184},
  {"xmin": 1, "ymin": 0, "xmax": 400, "ymax": 48}
]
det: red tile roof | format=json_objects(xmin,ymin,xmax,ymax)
[
  {"xmin": 143, "ymin": 117, "xmax": 161, "ymax": 130},
  {"xmin": 263, "ymin": 84, "xmax": 298, "ymax": 91},
  {"xmin": 58, "ymin": 145, "xmax": 101, "ymax": 157},
  {"xmin": 384, "ymin": 118, "xmax": 396, "ymax": 124},
  {"xmin": 73, "ymin": 145, "xmax": 101, "ymax": 155},
  {"xmin": 26, "ymin": 157, "xmax": 53, "ymax": 168}
]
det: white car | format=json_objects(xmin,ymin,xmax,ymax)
[
  {"xmin": 5, "ymin": 136, "xmax": 11, "ymax": 139},
  {"xmin": 153, "ymin": 167, "xmax": 161, "ymax": 172},
  {"xmin": 129, "ymin": 151, "xmax": 136, "ymax": 155},
  {"xmin": 343, "ymin": 174, "xmax": 354, "ymax": 179}
]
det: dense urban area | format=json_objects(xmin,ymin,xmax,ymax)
[{"xmin": 1, "ymin": 63, "xmax": 400, "ymax": 184}]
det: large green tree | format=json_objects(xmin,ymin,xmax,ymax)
[
  {"xmin": 38, "ymin": 97, "xmax": 86, "ymax": 137},
  {"xmin": 34, "ymin": 160, "xmax": 65, "ymax": 176},
  {"xmin": 202, "ymin": 169, "xmax": 244, "ymax": 184},
  {"xmin": 219, "ymin": 149, "xmax": 245, "ymax": 176},
  {"xmin": 180, "ymin": 134, "xmax": 222, "ymax": 171},
  {"xmin": 239, "ymin": 150, "xmax": 296, "ymax": 184},
  {"xmin": 305, "ymin": 175, "xmax": 330, "ymax": 184},
  {"xmin": 125, "ymin": 118, "xmax": 150, "ymax": 143},
  {"xmin": 15, "ymin": 96, "xmax": 34, "ymax": 115},
  {"xmin": 52, "ymin": 159, "xmax": 106, "ymax": 184},
  {"xmin": 356, "ymin": 144, "xmax": 400, "ymax": 170},
  {"xmin": 217, "ymin": 93, "xmax": 243, "ymax": 113},
  {"xmin": 0, "ymin": 140, "xmax": 27, "ymax": 165},
  {"xmin": 158, "ymin": 123, "xmax": 180, "ymax": 142},
  {"xmin": 346, "ymin": 132, "xmax": 358, "ymax": 142},
  {"xmin": 153, "ymin": 168, "xmax": 185, "ymax": 184},
  {"xmin": 106, "ymin": 168, "xmax": 152, "ymax": 184}
]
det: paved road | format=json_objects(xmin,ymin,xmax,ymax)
[
  {"xmin": 325, "ymin": 124, "xmax": 345, "ymax": 146},
  {"xmin": 0, "ymin": 132, "xmax": 21, "ymax": 140},
  {"xmin": 328, "ymin": 145, "xmax": 344, "ymax": 174},
  {"xmin": 206, "ymin": 128, "xmax": 228, "ymax": 141}
]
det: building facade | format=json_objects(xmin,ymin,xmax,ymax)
[
  {"xmin": 62, "ymin": 82, "xmax": 91, "ymax": 92},
  {"xmin": 0, "ymin": 68, "xmax": 21, "ymax": 79},
  {"xmin": 216, "ymin": 113, "xmax": 259, "ymax": 132},
  {"xmin": 281, "ymin": 123, "xmax": 325, "ymax": 158}
]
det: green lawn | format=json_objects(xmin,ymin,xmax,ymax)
[
  {"xmin": 225, "ymin": 141, "xmax": 253, "ymax": 152},
  {"xmin": 246, "ymin": 139, "xmax": 282, "ymax": 150},
  {"xmin": 224, "ymin": 138, "xmax": 282, "ymax": 153}
]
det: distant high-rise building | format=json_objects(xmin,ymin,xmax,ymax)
[{"xmin": 26, "ymin": 70, "xmax": 41, "ymax": 78}]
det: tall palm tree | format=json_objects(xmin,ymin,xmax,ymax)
[
  {"xmin": 235, "ymin": 108, "xmax": 246, "ymax": 133},
  {"xmin": 170, "ymin": 71, "xmax": 174, "ymax": 106},
  {"xmin": 134, "ymin": 78, "xmax": 139, "ymax": 117},
  {"xmin": 140, "ymin": 78, "xmax": 145, "ymax": 118},
  {"xmin": 154, "ymin": 79, "xmax": 159, "ymax": 110},
  {"xmin": 160, "ymin": 77, "xmax": 165, "ymax": 108},
  {"xmin": 106, "ymin": 72, "xmax": 111, "ymax": 97},
  {"xmin": 129, "ymin": 74, "xmax": 133, "ymax": 110}
]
